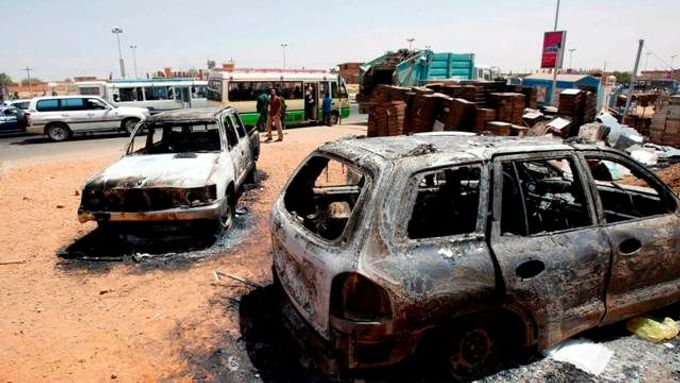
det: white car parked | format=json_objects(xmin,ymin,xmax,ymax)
[{"xmin": 26, "ymin": 95, "xmax": 149, "ymax": 141}]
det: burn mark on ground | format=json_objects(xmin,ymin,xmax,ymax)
[{"xmin": 55, "ymin": 171, "xmax": 267, "ymax": 274}]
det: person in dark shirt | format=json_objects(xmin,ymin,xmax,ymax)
[
  {"xmin": 256, "ymin": 90, "xmax": 269, "ymax": 131},
  {"xmin": 267, "ymin": 88, "xmax": 283, "ymax": 142}
]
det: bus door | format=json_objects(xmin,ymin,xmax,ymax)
[
  {"xmin": 177, "ymin": 87, "xmax": 192, "ymax": 108},
  {"xmin": 303, "ymin": 82, "xmax": 318, "ymax": 121}
]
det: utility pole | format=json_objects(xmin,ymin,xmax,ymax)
[
  {"xmin": 281, "ymin": 43, "xmax": 288, "ymax": 69},
  {"xmin": 623, "ymin": 39, "xmax": 644, "ymax": 123},
  {"xmin": 550, "ymin": 0, "xmax": 561, "ymax": 106},
  {"xmin": 112, "ymin": 27, "xmax": 126, "ymax": 78},
  {"xmin": 130, "ymin": 45, "xmax": 138, "ymax": 78},
  {"xmin": 23, "ymin": 66, "xmax": 33, "ymax": 96},
  {"xmin": 407, "ymin": 38, "xmax": 415, "ymax": 50}
]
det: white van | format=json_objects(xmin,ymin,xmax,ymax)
[{"xmin": 26, "ymin": 96, "xmax": 149, "ymax": 141}]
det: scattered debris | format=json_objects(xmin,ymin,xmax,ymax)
[
  {"xmin": 547, "ymin": 338, "xmax": 613, "ymax": 376},
  {"xmin": 0, "ymin": 260, "xmax": 26, "ymax": 266},
  {"xmin": 627, "ymin": 317, "xmax": 679, "ymax": 342},
  {"xmin": 214, "ymin": 270, "xmax": 261, "ymax": 289}
]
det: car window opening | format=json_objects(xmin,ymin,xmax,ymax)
[
  {"xmin": 407, "ymin": 165, "xmax": 481, "ymax": 239},
  {"xmin": 284, "ymin": 156, "xmax": 366, "ymax": 241},
  {"xmin": 501, "ymin": 158, "xmax": 591, "ymax": 236},
  {"xmin": 129, "ymin": 122, "xmax": 221, "ymax": 154},
  {"xmin": 585, "ymin": 157, "xmax": 676, "ymax": 223}
]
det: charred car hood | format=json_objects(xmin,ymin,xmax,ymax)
[{"xmin": 87, "ymin": 153, "xmax": 220, "ymax": 189}]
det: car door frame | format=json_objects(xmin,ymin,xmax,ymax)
[
  {"xmin": 576, "ymin": 149, "xmax": 680, "ymax": 325},
  {"xmin": 489, "ymin": 151, "xmax": 611, "ymax": 349},
  {"xmin": 221, "ymin": 111, "xmax": 248, "ymax": 188}
]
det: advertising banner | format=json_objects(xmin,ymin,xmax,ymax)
[{"xmin": 541, "ymin": 31, "xmax": 566, "ymax": 68}]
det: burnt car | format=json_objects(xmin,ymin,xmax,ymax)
[
  {"xmin": 78, "ymin": 107, "xmax": 259, "ymax": 232},
  {"xmin": 271, "ymin": 134, "xmax": 680, "ymax": 378}
]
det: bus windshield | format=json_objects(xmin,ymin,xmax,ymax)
[{"xmin": 127, "ymin": 122, "xmax": 221, "ymax": 155}]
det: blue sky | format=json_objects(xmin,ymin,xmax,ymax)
[{"xmin": 2, "ymin": 0, "xmax": 679, "ymax": 81}]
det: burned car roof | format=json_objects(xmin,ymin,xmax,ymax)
[
  {"xmin": 146, "ymin": 107, "xmax": 236, "ymax": 124},
  {"xmin": 319, "ymin": 134, "xmax": 602, "ymax": 165}
]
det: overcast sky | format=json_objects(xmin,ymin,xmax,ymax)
[{"xmin": 2, "ymin": 0, "xmax": 679, "ymax": 81}]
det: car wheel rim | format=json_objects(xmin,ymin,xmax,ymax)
[
  {"xmin": 51, "ymin": 127, "xmax": 65, "ymax": 140},
  {"xmin": 450, "ymin": 328, "xmax": 494, "ymax": 374},
  {"xmin": 126, "ymin": 120, "xmax": 137, "ymax": 133},
  {"xmin": 220, "ymin": 204, "xmax": 233, "ymax": 230}
]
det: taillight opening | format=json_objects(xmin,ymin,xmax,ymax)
[{"xmin": 330, "ymin": 273, "xmax": 393, "ymax": 322}]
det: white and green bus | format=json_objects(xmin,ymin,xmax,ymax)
[
  {"xmin": 206, "ymin": 68, "xmax": 350, "ymax": 126},
  {"xmin": 75, "ymin": 79, "xmax": 209, "ymax": 113}
]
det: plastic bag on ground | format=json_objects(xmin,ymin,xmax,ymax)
[
  {"xmin": 546, "ymin": 338, "xmax": 613, "ymax": 376},
  {"xmin": 627, "ymin": 317, "xmax": 680, "ymax": 342}
]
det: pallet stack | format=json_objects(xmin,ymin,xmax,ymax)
[
  {"xmin": 558, "ymin": 89, "xmax": 584, "ymax": 118},
  {"xmin": 650, "ymin": 95, "xmax": 680, "ymax": 146},
  {"xmin": 441, "ymin": 98, "xmax": 476, "ymax": 131},
  {"xmin": 583, "ymin": 91, "xmax": 597, "ymax": 124}
]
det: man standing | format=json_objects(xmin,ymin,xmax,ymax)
[
  {"xmin": 256, "ymin": 89, "xmax": 269, "ymax": 131},
  {"xmin": 267, "ymin": 88, "xmax": 284, "ymax": 142},
  {"xmin": 322, "ymin": 92, "xmax": 333, "ymax": 126}
]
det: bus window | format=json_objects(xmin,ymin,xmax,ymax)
[
  {"xmin": 193, "ymin": 85, "xmax": 207, "ymax": 99},
  {"xmin": 331, "ymin": 82, "xmax": 338, "ymax": 98},
  {"xmin": 119, "ymin": 87, "xmax": 143, "ymax": 102},
  {"xmin": 276, "ymin": 82, "xmax": 303, "ymax": 100},
  {"xmin": 144, "ymin": 86, "xmax": 172, "ymax": 100},
  {"xmin": 207, "ymin": 80, "xmax": 222, "ymax": 101},
  {"xmin": 319, "ymin": 82, "xmax": 327, "ymax": 98},
  {"xmin": 229, "ymin": 82, "xmax": 274, "ymax": 102},
  {"xmin": 339, "ymin": 82, "xmax": 348, "ymax": 98},
  {"xmin": 79, "ymin": 86, "xmax": 101, "ymax": 96}
]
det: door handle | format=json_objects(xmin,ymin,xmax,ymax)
[
  {"xmin": 619, "ymin": 238, "xmax": 642, "ymax": 255},
  {"xmin": 61, "ymin": 113, "xmax": 69, "ymax": 117},
  {"xmin": 516, "ymin": 260, "xmax": 545, "ymax": 279}
]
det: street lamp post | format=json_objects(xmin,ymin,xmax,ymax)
[
  {"xmin": 406, "ymin": 38, "xmax": 415, "ymax": 50},
  {"xmin": 568, "ymin": 48, "xmax": 576, "ymax": 70},
  {"xmin": 281, "ymin": 43, "xmax": 288, "ymax": 69},
  {"xmin": 130, "ymin": 45, "xmax": 138, "ymax": 78},
  {"xmin": 112, "ymin": 27, "xmax": 126, "ymax": 78}
]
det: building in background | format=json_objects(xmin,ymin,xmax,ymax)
[
  {"xmin": 639, "ymin": 69, "xmax": 680, "ymax": 82},
  {"xmin": 338, "ymin": 62, "xmax": 363, "ymax": 84},
  {"xmin": 522, "ymin": 73, "xmax": 601, "ymax": 106}
]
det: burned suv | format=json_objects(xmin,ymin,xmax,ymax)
[{"xmin": 271, "ymin": 134, "xmax": 680, "ymax": 378}]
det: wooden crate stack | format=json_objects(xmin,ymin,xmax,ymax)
[
  {"xmin": 650, "ymin": 95, "xmax": 680, "ymax": 146},
  {"xmin": 583, "ymin": 91, "xmax": 597, "ymax": 124},
  {"xmin": 486, "ymin": 121, "xmax": 512, "ymax": 136},
  {"xmin": 558, "ymin": 89, "xmax": 584, "ymax": 118},
  {"xmin": 488, "ymin": 93, "xmax": 525, "ymax": 125}
]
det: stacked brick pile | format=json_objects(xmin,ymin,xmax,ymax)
[
  {"xmin": 440, "ymin": 98, "xmax": 476, "ymax": 131},
  {"xmin": 407, "ymin": 93, "xmax": 440, "ymax": 133},
  {"xmin": 474, "ymin": 108, "xmax": 496, "ymax": 132},
  {"xmin": 488, "ymin": 93, "xmax": 525, "ymax": 125},
  {"xmin": 367, "ymin": 101, "xmax": 407, "ymax": 137},
  {"xmin": 558, "ymin": 89, "xmax": 584, "ymax": 118},
  {"xmin": 583, "ymin": 91, "xmax": 597, "ymax": 124},
  {"xmin": 650, "ymin": 95, "xmax": 680, "ymax": 146},
  {"xmin": 486, "ymin": 121, "xmax": 512, "ymax": 136}
]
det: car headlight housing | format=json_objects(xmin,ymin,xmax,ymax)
[{"xmin": 184, "ymin": 185, "xmax": 217, "ymax": 206}]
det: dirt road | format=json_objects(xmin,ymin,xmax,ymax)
[
  {"xmin": 2, "ymin": 124, "xmax": 680, "ymax": 383},
  {"xmin": 0, "ymin": 125, "xmax": 366, "ymax": 382}
]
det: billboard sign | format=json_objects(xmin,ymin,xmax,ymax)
[{"xmin": 541, "ymin": 31, "xmax": 566, "ymax": 69}]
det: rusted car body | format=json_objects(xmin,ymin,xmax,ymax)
[
  {"xmin": 78, "ymin": 107, "xmax": 259, "ymax": 230},
  {"xmin": 271, "ymin": 134, "xmax": 680, "ymax": 377}
]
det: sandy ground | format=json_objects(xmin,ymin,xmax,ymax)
[
  {"xmin": 0, "ymin": 125, "xmax": 366, "ymax": 383},
  {"xmin": 2, "ymin": 125, "xmax": 680, "ymax": 383}
]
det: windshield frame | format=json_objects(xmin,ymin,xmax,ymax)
[{"xmin": 124, "ymin": 119, "xmax": 224, "ymax": 156}]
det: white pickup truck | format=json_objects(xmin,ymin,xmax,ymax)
[{"xmin": 77, "ymin": 107, "xmax": 260, "ymax": 233}]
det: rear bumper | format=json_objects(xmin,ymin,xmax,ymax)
[
  {"xmin": 276, "ymin": 272, "xmax": 419, "ymax": 372},
  {"xmin": 78, "ymin": 200, "xmax": 225, "ymax": 223}
]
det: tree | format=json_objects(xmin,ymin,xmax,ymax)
[
  {"xmin": 207, "ymin": 60, "xmax": 216, "ymax": 70},
  {"xmin": 0, "ymin": 73, "xmax": 12, "ymax": 85},
  {"xmin": 611, "ymin": 71, "xmax": 631, "ymax": 85},
  {"xmin": 187, "ymin": 68, "xmax": 199, "ymax": 77},
  {"xmin": 21, "ymin": 78, "xmax": 43, "ymax": 85}
]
